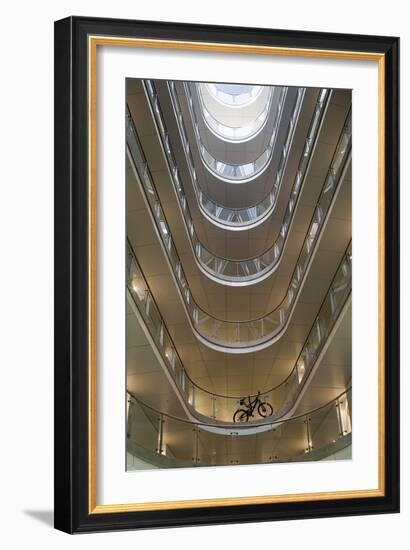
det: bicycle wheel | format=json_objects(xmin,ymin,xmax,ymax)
[
  {"xmin": 258, "ymin": 402, "xmax": 273, "ymax": 418},
  {"xmin": 233, "ymin": 409, "xmax": 249, "ymax": 423}
]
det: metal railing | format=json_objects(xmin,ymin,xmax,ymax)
[
  {"xmin": 128, "ymin": 239, "xmax": 351, "ymax": 423},
  {"xmin": 189, "ymin": 84, "xmax": 292, "ymax": 181},
  {"xmin": 166, "ymin": 82, "xmax": 299, "ymax": 230},
  {"xmin": 126, "ymin": 104, "xmax": 351, "ymax": 352},
  {"xmin": 127, "ymin": 388, "xmax": 352, "ymax": 467},
  {"xmin": 147, "ymin": 81, "xmax": 331, "ymax": 285}
]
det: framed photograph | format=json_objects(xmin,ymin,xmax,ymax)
[{"xmin": 54, "ymin": 16, "xmax": 399, "ymax": 533}]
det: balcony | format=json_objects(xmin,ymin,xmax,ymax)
[
  {"xmin": 128, "ymin": 239, "xmax": 351, "ymax": 425},
  {"xmin": 126, "ymin": 106, "xmax": 351, "ymax": 351},
  {"xmin": 140, "ymin": 83, "xmax": 333, "ymax": 285},
  {"xmin": 127, "ymin": 388, "xmax": 352, "ymax": 468}
]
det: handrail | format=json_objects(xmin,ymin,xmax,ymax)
[
  {"xmin": 128, "ymin": 237, "xmax": 351, "ymax": 423},
  {"xmin": 168, "ymin": 82, "xmax": 295, "ymax": 230},
  {"xmin": 129, "ymin": 386, "xmax": 351, "ymax": 429},
  {"xmin": 189, "ymin": 84, "xmax": 297, "ymax": 182},
  {"xmin": 126, "ymin": 103, "xmax": 351, "ymax": 352},
  {"xmin": 142, "ymin": 81, "xmax": 331, "ymax": 286},
  {"xmin": 126, "ymin": 388, "xmax": 352, "ymax": 465}
]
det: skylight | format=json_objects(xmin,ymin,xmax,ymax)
[
  {"xmin": 196, "ymin": 83, "xmax": 273, "ymax": 143},
  {"xmin": 205, "ymin": 83, "xmax": 262, "ymax": 106}
]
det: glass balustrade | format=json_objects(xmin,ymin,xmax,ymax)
[
  {"xmin": 191, "ymin": 85, "xmax": 296, "ymax": 183},
  {"xmin": 127, "ymin": 388, "xmax": 352, "ymax": 467},
  {"xmin": 140, "ymin": 83, "xmax": 331, "ymax": 285},
  {"xmin": 181, "ymin": 84, "xmax": 328, "ymax": 230},
  {"xmin": 171, "ymin": 82, "xmax": 287, "ymax": 228},
  {"xmin": 156, "ymin": 82, "xmax": 329, "ymax": 281},
  {"xmin": 128, "ymin": 236, "xmax": 351, "ymax": 424},
  {"xmin": 187, "ymin": 85, "xmax": 301, "ymax": 183},
  {"xmin": 145, "ymin": 80, "xmax": 315, "ymax": 231},
  {"xmin": 126, "ymin": 102, "xmax": 351, "ymax": 352}
]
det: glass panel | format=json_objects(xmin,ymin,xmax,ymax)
[
  {"xmin": 192, "ymin": 388, "xmax": 214, "ymax": 418},
  {"xmin": 309, "ymin": 401, "xmax": 341, "ymax": 452},
  {"xmin": 338, "ymin": 394, "xmax": 352, "ymax": 436},
  {"xmin": 162, "ymin": 416, "xmax": 197, "ymax": 466},
  {"xmin": 127, "ymin": 399, "xmax": 160, "ymax": 456},
  {"xmin": 162, "ymin": 83, "xmax": 326, "ymax": 260},
  {"xmin": 128, "ymin": 391, "xmax": 351, "ymax": 468},
  {"xmin": 127, "ymin": 235, "xmax": 351, "ymax": 424},
  {"xmin": 272, "ymin": 414, "xmax": 310, "ymax": 461},
  {"xmin": 127, "ymin": 90, "xmax": 351, "ymax": 424}
]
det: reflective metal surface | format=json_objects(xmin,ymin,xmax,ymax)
[
  {"xmin": 159, "ymin": 83, "xmax": 331, "ymax": 283},
  {"xmin": 127, "ymin": 388, "xmax": 352, "ymax": 467},
  {"xmin": 126, "ymin": 106, "xmax": 351, "ymax": 351}
]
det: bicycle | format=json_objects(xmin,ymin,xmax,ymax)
[{"xmin": 233, "ymin": 391, "xmax": 273, "ymax": 422}]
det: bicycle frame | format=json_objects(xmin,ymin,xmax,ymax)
[{"xmin": 240, "ymin": 392, "xmax": 262, "ymax": 416}]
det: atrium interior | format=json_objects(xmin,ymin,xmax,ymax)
[{"xmin": 125, "ymin": 78, "xmax": 352, "ymax": 470}]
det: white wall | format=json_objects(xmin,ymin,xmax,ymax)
[{"xmin": 0, "ymin": 0, "xmax": 407, "ymax": 548}]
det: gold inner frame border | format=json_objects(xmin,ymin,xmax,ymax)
[{"xmin": 87, "ymin": 35, "xmax": 386, "ymax": 514}]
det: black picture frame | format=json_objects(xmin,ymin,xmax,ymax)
[{"xmin": 54, "ymin": 15, "xmax": 400, "ymax": 533}]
